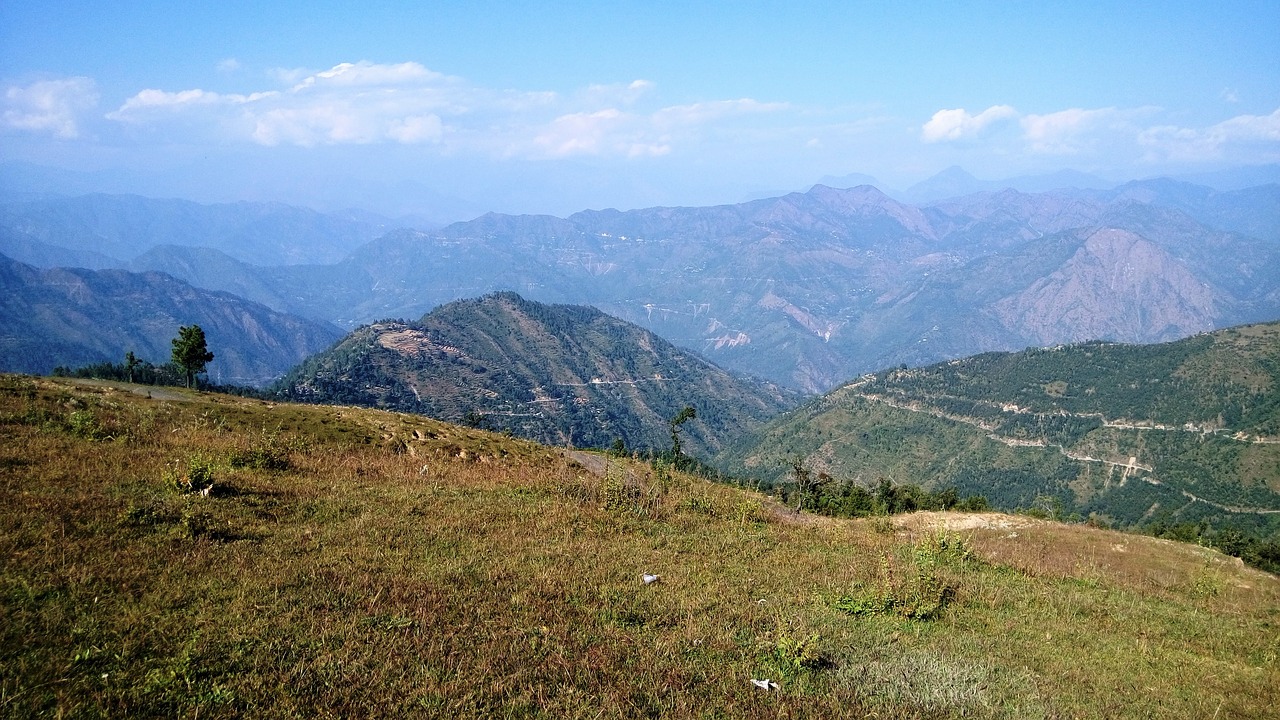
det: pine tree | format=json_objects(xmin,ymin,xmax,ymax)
[{"xmin": 171, "ymin": 325, "xmax": 214, "ymax": 389}]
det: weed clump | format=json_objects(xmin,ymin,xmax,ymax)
[
  {"xmin": 165, "ymin": 454, "xmax": 217, "ymax": 494},
  {"xmin": 118, "ymin": 502, "xmax": 174, "ymax": 529},
  {"xmin": 760, "ymin": 631, "xmax": 829, "ymax": 680},
  {"xmin": 67, "ymin": 409, "xmax": 109, "ymax": 440},
  {"xmin": 228, "ymin": 426, "xmax": 296, "ymax": 470},
  {"xmin": 836, "ymin": 532, "xmax": 973, "ymax": 621}
]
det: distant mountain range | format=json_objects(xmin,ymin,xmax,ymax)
[
  {"xmin": 0, "ymin": 255, "xmax": 342, "ymax": 386},
  {"xmin": 276, "ymin": 292, "xmax": 797, "ymax": 456},
  {"xmin": 718, "ymin": 321, "xmax": 1280, "ymax": 539},
  {"xmin": 0, "ymin": 193, "xmax": 389, "ymax": 266},
  {"xmin": 2, "ymin": 175, "xmax": 1277, "ymax": 393}
]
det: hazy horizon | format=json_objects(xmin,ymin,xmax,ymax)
[{"xmin": 3, "ymin": 2, "xmax": 1277, "ymax": 219}]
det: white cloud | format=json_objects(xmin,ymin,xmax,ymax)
[
  {"xmin": 387, "ymin": 114, "xmax": 444, "ymax": 144},
  {"xmin": 217, "ymin": 58, "xmax": 242, "ymax": 73},
  {"xmin": 581, "ymin": 79, "xmax": 654, "ymax": 106},
  {"xmin": 1019, "ymin": 107, "xmax": 1123, "ymax": 154},
  {"xmin": 1138, "ymin": 107, "xmax": 1280, "ymax": 163},
  {"xmin": 2, "ymin": 77, "xmax": 99, "ymax": 139},
  {"xmin": 109, "ymin": 88, "xmax": 276, "ymax": 117},
  {"xmin": 653, "ymin": 98, "xmax": 788, "ymax": 128},
  {"xmin": 921, "ymin": 105, "xmax": 1017, "ymax": 142},
  {"xmin": 105, "ymin": 61, "xmax": 789, "ymax": 160},
  {"xmin": 288, "ymin": 61, "xmax": 443, "ymax": 91},
  {"xmin": 112, "ymin": 61, "xmax": 459, "ymax": 146}
]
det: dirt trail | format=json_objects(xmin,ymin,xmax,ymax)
[{"xmin": 66, "ymin": 378, "xmax": 190, "ymax": 401}]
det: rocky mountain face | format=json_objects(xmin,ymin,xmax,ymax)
[
  {"xmin": 0, "ymin": 255, "xmax": 343, "ymax": 386},
  {"xmin": 276, "ymin": 292, "xmax": 797, "ymax": 456},
  {"xmin": 717, "ymin": 321, "xmax": 1280, "ymax": 541},
  {"xmin": 4, "ymin": 180, "xmax": 1276, "ymax": 393}
]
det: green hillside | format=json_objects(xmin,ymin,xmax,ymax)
[
  {"xmin": 276, "ymin": 292, "xmax": 797, "ymax": 457},
  {"xmin": 1, "ymin": 375, "xmax": 1277, "ymax": 718},
  {"xmin": 719, "ymin": 322, "xmax": 1280, "ymax": 551}
]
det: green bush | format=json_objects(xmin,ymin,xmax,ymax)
[{"xmin": 166, "ymin": 455, "xmax": 216, "ymax": 494}]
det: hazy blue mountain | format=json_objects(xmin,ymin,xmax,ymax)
[
  {"xmin": 7, "ymin": 179, "xmax": 1275, "ymax": 394},
  {"xmin": 278, "ymin": 182, "xmax": 1276, "ymax": 392},
  {"xmin": 277, "ymin": 292, "xmax": 798, "ymax": 455},
  {"xmin": 0, "ymin": 254, "xmax": 343, "ymax": 386},
  {"xmin": 1107, "ymin": 178, "xmax": 1280, "ymax": 241},
  {"xmin": 902, "ymin": 166, "xmax": 1115, "ymax": 204},
  {"xmin": 1174, "ymin": 163, "xmax": 1280, "ymax": 191},
  {"xmin": 0, "ymin": 193, "xmax": 390, "ymax": 266},
  {"xmin": 0, "ymin": 225, "xmax": 120, "ymax": 269}
]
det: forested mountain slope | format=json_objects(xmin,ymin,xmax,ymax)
[
  {"xmin": 719, "ymin": 322, "xmax": 1280, "ymax": 541},
  {"xmin": 0, "ymin": 255, "xmax": 343, "ymax": 386},
  {"xmin": 276, "ymin": 292, "xmax": 797, "ymax": 455}
]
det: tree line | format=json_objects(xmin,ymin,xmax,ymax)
[{"xmin": 51, "ymin": 324, "xmax": 265, "ymax": 397}]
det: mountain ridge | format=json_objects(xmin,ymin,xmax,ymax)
[
  {"xmin": 718, "ymin": 321, "xmax": 1280, "ymax": 542},
  {"xmin": 276, "ymin": 291, "xmax": 797, "ymax": 455},
  {"xmin": 3, "ymin": 180, "xmax": 1276, "ymax": 392},
  {"xmin": 0, "ymin": 254, "xmax": 343, "ymax": 385}
]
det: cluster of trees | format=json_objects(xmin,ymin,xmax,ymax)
[
  {"xmin": 1143, "ymin": 518, "xmax": 1280, "ymax": 575},
  {"xmin": 52, "ymin": 325, "xmax": 228, "ymax": 393},
  {"xmin": 764, "ymin": 461, "xmax": 990, "ymax": 518}
]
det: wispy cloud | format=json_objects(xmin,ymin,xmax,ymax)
[
  {"xmin": 1139, "ymin": 107, "xmax": 1280, "ymax": 163},
  {"xmin": 2, "ymin": 77, "xmax": 99, "ymax": 139},
  {"xmin": 921, "ymin": 105, "xmax": 1017, "ymax": 142},
  {"xmin": 1019, "ymin": 107, "xmax": 1123, "ymax": 155},
  {"xmin": 921, "ymin": 103, "xmax": 1179, "ymax": 160},
  {"xmin": 104, "ymin": 60, "xmax": 788, "ymax": 159}
]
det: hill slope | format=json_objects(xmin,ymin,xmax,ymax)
[
  {"xmin": 276, "ymin": 292, "xmax": 797, "ymax": 455},
  {"xmin": 1, "ymin": 375, "xmax": 1276, "ymax": 718},
  {"xmin": 719, "ymin": 322, "xmax": 1280, "ymax": 541},
  {"xmin": 0, "ymin": 254, "xmax": 343, "ymax": 385}
]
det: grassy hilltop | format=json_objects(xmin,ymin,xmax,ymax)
[{"xmin": 2, "ymin": 375, "xmax": 1277, "ymax": 718}]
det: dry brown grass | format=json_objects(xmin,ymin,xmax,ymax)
[{"xmin": 2, "ymin": 375, "xmax": 1277, "ymax": 718}]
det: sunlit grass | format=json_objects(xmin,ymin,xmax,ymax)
[{"xmin": 1, "ymin": 375, "xmax": 1277, "ymax": 718}]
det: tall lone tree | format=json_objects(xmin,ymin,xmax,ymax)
[
  {"xmin": 669, "ymin": 405, "xmax": 697, "ymax": 460},
  {"xmin": 171, "ymin": 325, "xmax": 214, "ymax": 389},
  {"xmin": 124, "ymin": 351, "xmax": 139, "ymax": 384}
]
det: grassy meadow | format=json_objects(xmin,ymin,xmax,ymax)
[{"xmin": 1, "ymin": 375, "xmax": 1277, "ymax": 718}]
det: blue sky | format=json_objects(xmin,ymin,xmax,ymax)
[{"xmin": 2, "ymin": 1, "xmax": 1277, "ymax": 218}]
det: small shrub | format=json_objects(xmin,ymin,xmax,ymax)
[
  {"xmin": 835, "ymin": 546, "xmax": 961, "ymax": 622},
  {"xmin": 734, "ymin": 499, "xmax": 765, "ymax": 525},
  {"xmin": 1189, "ymin": 565, "xmax": 1225, "ymax": 599},
  {"xmin": 166, "ymin": 455, "xmax": 216, "ymax": 494},
  {"xmin": 67, "ymin": 409, "xmax": 108, "ymax": 440},
  {"xmin": 770, "ymin": 632, "xmax": 828, "ymax": 677},
  {"xmin": 119, "ymin": 503, "xmax": 173, "ymax": 529},
  {"xmin": 601, "ymin": 465, "xmax": 641, "ymax": 512},
  {"xmin": 679, "ymin": 495, "xmax": 716, "ymax": 516},
  {"xmin": 914, "ymin": 530, "xmax": 973, "ymax": 567},
  {"xmin": 229, "ymin": 428, "xmax": 293, "ymax": 471},
  {"xmin": 871, "ymin": 516, "xmax": 895, "ymax": 534}
]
